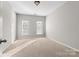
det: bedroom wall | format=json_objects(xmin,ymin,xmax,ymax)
[
  {"xmin": 46, "ymin": 1, "xmax": 79, "ymax": 49},
  {"xmin": 16, "ymin": 14, "xmax": 46, "ymax": 39},
  {"xmin": 0, "ymin": 1, "xmax": 16, "ymax": 54}
]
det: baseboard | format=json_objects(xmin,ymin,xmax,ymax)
[{"xmin": 47, "ymin": 37, "xmax": 79, "ymax": 52}]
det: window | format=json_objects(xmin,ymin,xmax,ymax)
[
  {"xmin": 22, "ymin": 20, "xmax": 29, "ymax": 35},
  {"xmin": 36, "ymin": 21, "xmax": 43, "ymax": 34}
]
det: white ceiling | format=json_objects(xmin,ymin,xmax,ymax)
[{"xmin": 9, "ymin": 1, "xmax": 66, "ymax": 16}]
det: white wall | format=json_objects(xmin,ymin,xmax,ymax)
[
  {"xmin": 11, "ymin": 11, "xmax": 16, "ymax": 43},
  {"xmin": 0, "ymin": 17, "xmax": 3, "ymax": 38},
  {"xmin": 16, "ymin": 14, "xmax": 46, "ymax": 39},
  {"xmin": 0, "ymin": 1, "xmax": 16, "ymax": 54},
  {"xmin": 46, "ymin": 1, "xmax": 79, "ymax": 49}
]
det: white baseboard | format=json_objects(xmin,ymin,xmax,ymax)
[{"xmin": 47, "ymin": 37, "xmax": 79, "ymax": 52}]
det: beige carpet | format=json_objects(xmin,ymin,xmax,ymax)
[
  {"xmin": 5, "ymin": 38, "xmax": 78, "ymax": 57},
  {"xmin": 3, "ymin": 39, "xmax": 32, "ymax": 54}
]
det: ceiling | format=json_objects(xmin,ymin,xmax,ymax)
[{"xmin": 9, "ymin": 1, "xmax": 66, "ymax": 16}]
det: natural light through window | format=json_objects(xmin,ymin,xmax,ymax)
[
  {"xmin": 22, "ymin": 20, "xmax": 29, "ymax": 35},
  {"xmin": 36, "ymin": 21, "xmax": 43, "ymax": 34}
]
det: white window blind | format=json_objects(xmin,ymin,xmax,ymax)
[
  {"xmin": 22, "ymin": 20, "xmax": 29, "ymax": 35},
  {"xmin": 36, "ymin": 21, "xmax": 43, "ymax": 34}
]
